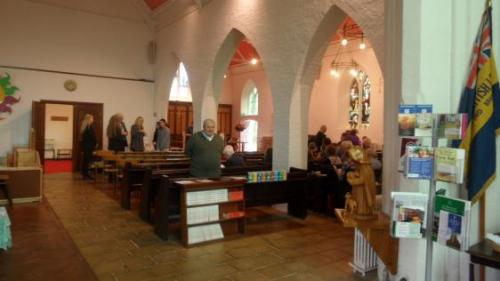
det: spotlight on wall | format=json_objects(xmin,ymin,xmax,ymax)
[
  {"xmin": 341, "ymin": 38, "xmax": 348, "ymax": 46},
  {"xmin": 250, "ymin": 58, "xmax": 258, "ymax": 65},
  {"xmin": 350, "ymin": 68, "xmax": 359, "ymax": 77}
]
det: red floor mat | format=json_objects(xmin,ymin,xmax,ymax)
[{"xmin": 44, "ymin": 160, "xmax": 73, "ymax": 174}]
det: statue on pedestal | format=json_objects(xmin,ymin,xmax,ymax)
[{"xmin": 346, "ymin": 146, "xmax": 377, "ymax": 220}]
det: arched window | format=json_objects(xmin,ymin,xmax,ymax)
[
  {"xmin": 240, "ymin": 120, "xmax": 258, "ymax": 152},
  {"xmin": 169, "ymin": 62, "xmax": 192, "ymax": 102},
  {"xmin": 348, "ymin": 71, "xmax": 371, "ymax": 129},
  {"xmin": 241, "ymin": 81, "xmax": 259, "ymax": 116}
]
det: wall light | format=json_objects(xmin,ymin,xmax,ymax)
[{"xmin": 250, "ymin": 58, "xmax": 258, "ymax": 65}]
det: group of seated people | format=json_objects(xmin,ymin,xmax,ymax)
[{"xmin": 307, "ymin": 126, "xmax": 382, "ymax": 211}]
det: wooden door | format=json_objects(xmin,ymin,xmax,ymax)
[
  {"xmin": 72, "ymin": 103, "xmax": 103, "ymax": 172},
  {"xmin": 168, "ymin": 101, "xmax": 192, "ymax": 148},
  {"xmin": 217, "ymin": 104, "xmax": 232, "ymax": 141},
  {"xmin": 31, "ymin": 101, "xmax": 46, "ymax": 166},
  {"xmin": 167, "ymin": 102, "xmax": 231, "ymax": 146}
]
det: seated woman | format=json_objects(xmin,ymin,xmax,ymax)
[{"xmin": 223, "ymin": 145, "xmax": 244, "ymax": 167}]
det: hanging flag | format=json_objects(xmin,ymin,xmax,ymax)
[{"xmin": 458, "ymin": 0, "xmax": 500, "ymax": 203}]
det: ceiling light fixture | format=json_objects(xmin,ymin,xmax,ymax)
[{"xmin": 250, "ymin": 58, "xmax": 258, "ymax": 65}]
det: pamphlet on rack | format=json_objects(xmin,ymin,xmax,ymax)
[
  {"xmin": 398, "ymin": 104, "xmax": 433, "ymax": 136},
  {"xmin": 436, "ymin": 114, "xmax": 468, "ymax": 139},
  {"xmin": 404, "ymin": 146, "xmax": 434, "ymax": 179},
  {"xmin": 434, "ymin": 147, "xmax": 465, "ymax": 184},
  {"xmin": 433, "ymin": 195, "xmax": 471, "ymax": 251},
  {"xmin": 391, "ymin": 192, "xmax": 428, "ymax": 238},
  {"xmin": 399, "ymin": 137, "xmax": 421, "ymax": 172}
]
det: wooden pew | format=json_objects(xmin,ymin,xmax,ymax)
[
  {"xmin": 140, "ymin": 164, "xmax": 271, "ymax": 221},
  {"xmin": 120, "ymin": 161, "xmax": 191, "ymax": 209},
  {"xmin": 153, "ymin": 167, "xmax": 318, "ymax": 241},
  {"xmin": 141, "ymin": 168, "xmax": 189, "ymax": 222}
]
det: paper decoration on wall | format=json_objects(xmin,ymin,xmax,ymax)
[
  {"xmin": 0, "ymin": 73, "xmax": 21, "ymax": 120},
  {"xmin": 348, "ymin": 71, "xmax": 371, "ymax": 129}
]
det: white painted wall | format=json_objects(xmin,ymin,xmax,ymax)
[
  {"xmin": 44, "ymin": 104, "xmax": 73, "ymax": 154},
  {"xmin": 309, "ymin": 42, "xmax": 384, "ymax": 144},
  {"xmin": 223, "ymin": 65, "xmax": 274, "ymax": 151},
  {"xmin": 0, "ymin": 0, "xmax": 154, "ymax": 156},
  {"xmin": 385, "ymin": 0, "xmax": 500, "ymax": 280}
]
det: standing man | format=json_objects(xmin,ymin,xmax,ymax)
[
  {"xmin": 186, "ymin": 119, "xmax": 224, "ymax": 178},
  {"xmin": 315, "ymin": 125, "xmax": 328, "ymax": 150}
]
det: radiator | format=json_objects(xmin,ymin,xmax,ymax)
[{"xmin": 349, "ymin": 227, "xmax": 378, "ymax": 276}]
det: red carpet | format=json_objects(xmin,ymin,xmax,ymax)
[{"xmin": 44, "ymin": 160, "xmax": 73, "ymax": 174}]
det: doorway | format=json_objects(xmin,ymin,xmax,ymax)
[
  {"xmin": 32, "ymin": 100, "xmax": 103, "ymax": 173},
  {"xmin": 44, "ymin": 103, "xmax": 74, "ymax": 173}
]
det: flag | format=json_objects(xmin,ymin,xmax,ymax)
[{"xmin": 458, "ymin": 0, "xmax": 500, "ymax": 203}]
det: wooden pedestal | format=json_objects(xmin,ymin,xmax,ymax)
[{"xmin": 335, "ymin": 209, "xmax": 399, "ymax": 275}]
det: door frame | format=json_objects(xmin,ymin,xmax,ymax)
[{"xmin": 33, "ymin": 100, "xmax": 103, "ymax": 172}]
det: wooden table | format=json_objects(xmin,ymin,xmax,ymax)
[{"xmin": 468, "ymin": 239, "xmax": 500, "ymax": 270}]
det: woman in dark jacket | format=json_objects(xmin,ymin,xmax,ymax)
[
  {"xmin": 130, "ymin": 116, "xmax": 146, "ymax": 151},
  {"xmin": 80, "ymin": 114, "xmax": 97, "ymax": 180},
  {"xmin": 107, "ymin": 113, "xmax": 128, "ymax": 152}
]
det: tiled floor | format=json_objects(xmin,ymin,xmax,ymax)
[
  {"xmin": 11, "ymin": 173, "xmax": 378, "ymax": 281},
  {"xmin": 0, "ymin": 199, "xmax": 98, "ymax": 281}
]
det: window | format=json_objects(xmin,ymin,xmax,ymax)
[
  {"xmin": 348, "ymin": 71, "xmax": 371, "ymax": 129},
  {"xmin": 240, "ymin": 120, "xmax": 258, "ymax": 152},
  {"xmin": 169, "ymin": 62, "xmax": 192, "ymax": 102},
  {"xmin": 241, "ymin": 81, "xmax": 259, "ymax": 116}
]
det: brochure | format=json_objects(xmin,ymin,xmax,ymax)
[
  {"xmin": 391, "ymin": 192, "xmax": 428, "ymax": 238},
  {"xmin": 405, "ymin": 146, "xmax": 434, "ymax": 179},
  {"xmin": 433, "ymin": 195, "xmax": 471, "ymax": 251},
  {"xmin": 434, "ymin": 147, "xmax": 465, "ymax": 184}
]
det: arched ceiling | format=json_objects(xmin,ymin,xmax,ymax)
[{"xmin": 228, "ymin": 16, "xmax": 364, "ymax": 69}]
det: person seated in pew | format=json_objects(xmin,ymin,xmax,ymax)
[{"xmin": 222, "ymin": 145, "xmax": 244, "ymax": 167}]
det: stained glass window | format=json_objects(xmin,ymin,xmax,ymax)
[{"xmin": 348, "ymin": 71, "xmax": 371, "ymax": 129}]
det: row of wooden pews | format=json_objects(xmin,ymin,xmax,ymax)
[{"xmin": 92, "ymin": 150, "xmax": 323, "ymax": 243}]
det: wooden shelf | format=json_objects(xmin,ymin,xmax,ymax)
[
  {"xmin": 178, "ymin": 178, "xmax": 246, "ymax": 247},
  {"xmin": 187, "ymin": 216, "xmax": 245, "ymax": 227},
  {"xmin": 186, "ymin": 199, "xmax": 244, "ymax": 208}
]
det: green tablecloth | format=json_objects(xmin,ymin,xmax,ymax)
[{"xmin": 0, "ymin": 207, "xmax": 12, "ymax": 250}]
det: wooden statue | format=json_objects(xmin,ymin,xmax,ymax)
[
  {"xmin": 344, "ymin": 192, "xmax": 357, "ymax": 217},
  {"xmin": 346, "ymin": 146, "xmax": 377, "ymax": 220}
]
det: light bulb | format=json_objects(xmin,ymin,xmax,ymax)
[
  {"xmin": 359, "ymin": 42, "xmax": 366, "ymax": 49},
  {"xmin": 330, "ymin": 69, "xmax": 340, "ymax": 78},
  {"xmin": 250, "ymin": 58, "xmax": 258, "ymax": 65},
  {"xmin": 350, "ymin": 69, "xmax": 358, "ymax": 77},
  {"xmin": 223, "ymin": 74, "xmax": 227, "ymax": 79},
  {"xmin": 341, "ymin": 39, "xmax": 348, "ymax": 46}
]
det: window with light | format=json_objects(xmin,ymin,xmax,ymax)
[
  {"xmin": 241, "ymin": 81, "xmax": 259, "ymax": 116},
  {"xmin": 169, "ymin": 62, "xmax": 192, "ymax": 102},
  {"xmin": 240, "ymin": 120, "xmax": 258, "ymax": 152}
]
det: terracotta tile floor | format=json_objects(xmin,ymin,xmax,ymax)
[
  {"xmin": 32, "ymin": 173, "xmax": 378, "ymax": 280},
  {"xmin": 0, "ymin": 199, "xmax": 98, "ymax": 281}
]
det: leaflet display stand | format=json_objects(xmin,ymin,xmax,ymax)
[{"xmin": 397, "ymin": 106, "xmax": 470, "ymax": 281}]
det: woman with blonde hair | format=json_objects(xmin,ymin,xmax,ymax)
[
  {"xmin": 80, "ymin": 114, "xmax": 96, "ymax": 180},
  {"xmin": 130, "ymin": 116, "xmax": 146, "ymax": 151},
  {"xmin": 107, "ymin": 113, "xmax": 128, "ymax": 152}
]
